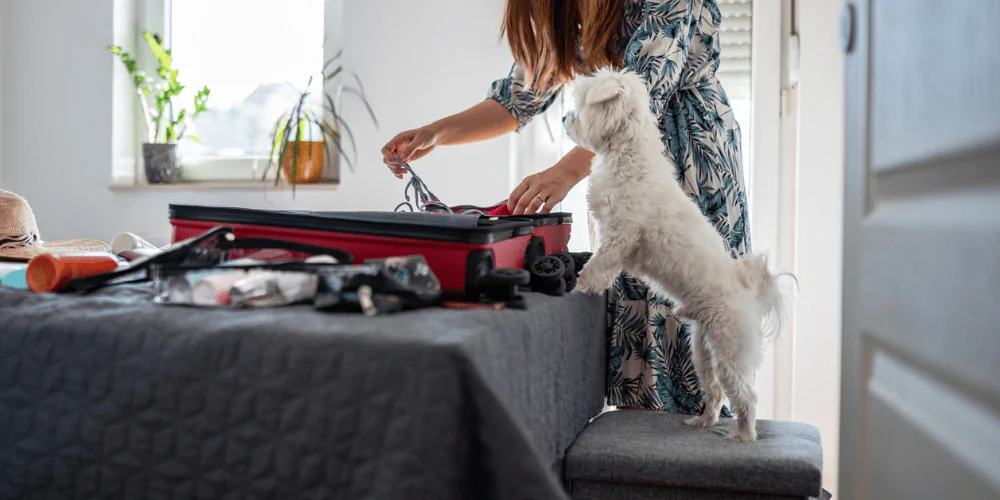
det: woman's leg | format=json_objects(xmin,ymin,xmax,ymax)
[{"xmin": 606, "ymin": 273, "xmax": 720, "ymax": 414}]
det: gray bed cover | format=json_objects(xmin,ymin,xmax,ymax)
[{"xmin": 0, "ymin": 286, "xmax": 606, "ymax": 500}]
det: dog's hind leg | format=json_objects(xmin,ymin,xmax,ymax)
[
  {"xmin": 684, "ymin": 323, "xmax": 726, "ymax": 429},
  {"xmin": 714, "ymin": 345, "xmax": 759, "ymax": 442}
]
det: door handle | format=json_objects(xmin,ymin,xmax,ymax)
[{"xmin": 840, "ymin": 3, "xmax": 856, "ymax": 54}]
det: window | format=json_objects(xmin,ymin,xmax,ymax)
[
  {"xmin": 557, "ymin": 93, "xmax": 593, "ymax": 253},
  {"xmin": 142, "ymin": 0, "xmax": 326, "ymax": 182},
  {"xmin": 717, "ymin": 0, "xmax": 754, "ymax": 192}
]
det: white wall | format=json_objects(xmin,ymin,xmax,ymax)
[
  {"xmin": 1, "ymin": 0, "xmax": 517, "ymax": 245},
  {"xmin": 791, "ymin": 0, "xmax": 845, "ymax": 494},
  {"xmin": 338, "ymin": 0, "xmax": 519, "ymax": 208},
  {"xmin": 0, "ymin": 0, "xmax": 6, "ymax": 188}
]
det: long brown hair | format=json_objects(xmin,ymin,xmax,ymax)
[{"xmin": 501, "ymin": 0, "xmax": 624, "ymax": 90}]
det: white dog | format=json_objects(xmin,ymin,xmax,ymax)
[{"xmin": 566, "ymin": 69, "xmax": 788, "ymax": 442}]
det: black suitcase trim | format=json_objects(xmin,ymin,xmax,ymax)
[{"xmin": 170, "ymin": 205, "xmax": 535, "ymax": 245}]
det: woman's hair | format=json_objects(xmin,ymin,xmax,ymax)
[{"xmin": 501, "ymin": 0, "xmax": 624, "ymax": 90}]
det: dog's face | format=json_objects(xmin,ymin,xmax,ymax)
[{"xmin": 563, "ymin": 69, "xmax": 652, "ymax": 154}]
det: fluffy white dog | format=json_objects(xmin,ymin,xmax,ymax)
[{"xmin": 567, "ymin": 69, "xmax": 788, "ymax": 442}]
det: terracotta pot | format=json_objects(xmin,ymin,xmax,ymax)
[{"xmin": 281, "ymin": 141, "xmax": 325, "ymax": 184}]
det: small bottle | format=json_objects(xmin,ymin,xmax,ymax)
[
  {"xmin": 111, "ymin": 232, "xmax": 159, "ymax": 254},
  {"xmin": 26, "ymin": 253, "xmax": 121, "ymax": 293},
  {"xmin": 111, "ymin": 232, "xmax": 163, "ymax": 261}
]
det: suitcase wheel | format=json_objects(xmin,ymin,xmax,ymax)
[
  {"xmin": 480, "ymin": 269, "xmax": 530, "ymax": 302},
  {"xmin": 482, "ymin": 268, "xmax": 531, "ymax": 287},
  {"xmin": 569, "ymin": 252, "xmax": 593, "ymax": 276},
  {"xmin": 551, "ymin": 253, "xmax": 576, "ymax": 275},
  {"xmin": 523, "ymin": 237, "xmax": 546, "ymax": 270},
  {"xmin": 565, "ymin": 273, "xmax": 578, "ymax": 292},
  {"xmin": 530, "ymin": 256, "xmax": 566, "ymax": 296},
  {"xmin": 543, "ymin": 277, "xmax": 567, "ymax": 297},
  {"xmin": 550, "ymin": 252, "xmax": 577, "ymax": 292}
]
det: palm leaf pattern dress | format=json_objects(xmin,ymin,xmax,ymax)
[{"xmin": 487, "ymin": 0, "xmax": 748, "ymax": 414}]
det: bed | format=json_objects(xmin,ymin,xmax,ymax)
[{"xmin": 0, "ymin": 285, "xmax": 607, "ymax": 500}]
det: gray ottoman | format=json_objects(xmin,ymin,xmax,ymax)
[{"xmin": 564, "ymin": 410, "xmax": 824, "ymax": 500}]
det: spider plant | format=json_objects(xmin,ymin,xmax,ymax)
[{"xmin": 263, "ymin": 51, "xmax": 378, "ymax": 190}]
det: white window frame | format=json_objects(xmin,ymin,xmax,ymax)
[
  {"xmin": 743, "ymin": 0, "xmax": 786, "ymax": 422},
  {"xmin": 129, "ymin": 0, "xmax": 339, "ymax": 184}
]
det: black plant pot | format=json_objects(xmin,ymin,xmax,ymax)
[{"xmin": 142, "ymin": 143, "xmax": 178, "ymax": 184}]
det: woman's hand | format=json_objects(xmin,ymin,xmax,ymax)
[
  {"xmin": 379, "ymin": 101, "xmax": 521, "ymax": 179},
  {"xmin": 381, "ymin": 126, "xmax": 440, "ymax": 179},
  {"xmin": 508, "ymin": 147, "xmax": 594, "ymax": 215}
]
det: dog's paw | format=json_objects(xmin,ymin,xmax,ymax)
[
  {"xmin": 725, "ymin": 429, "xmax": 758, "ymax": 443},
  {"xmin": 684, "ymin": 415, "xmax": 718, "ymax": 429},
  {"xmin": 575, "ymin": 271, "xmax": 609, "ymax": 295}
]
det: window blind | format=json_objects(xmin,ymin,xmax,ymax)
[{"xmin": 716, "ymin": 0, "xmax": 752, "ymax": 100}]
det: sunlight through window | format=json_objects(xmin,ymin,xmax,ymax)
[{"xmin": 170, "ymin": 0, "xmax": 324, "ymax": 170}]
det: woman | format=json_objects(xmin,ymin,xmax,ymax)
[{"xmin": 381, "ymin": 0, "xmax": 748, "ymax": 414}]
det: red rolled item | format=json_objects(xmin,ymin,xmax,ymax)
[
  {"xmin": 488, "ymin": 204, "xmax": 513, "ymax": 216},
  {"xmin": 26, "ymin": 253, "xmax": 120, "ymax": 293}
]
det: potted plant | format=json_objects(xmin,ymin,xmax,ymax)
[
  {"xmin": 264, "ymin": 52, "xmax": 377, "ymax": 190},
  {"xmin": 109, "ymin": 33, "xmax": 210, "ymax": 184}
]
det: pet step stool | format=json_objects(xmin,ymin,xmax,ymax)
[{"xmin": 563, "ymin": 410, "xmax": 825, "ymax": 500}]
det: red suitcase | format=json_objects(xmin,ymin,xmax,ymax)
[
  {"xmin": 168, "ymin": 205, "xmax": 567, "ymax": 298},
  {"xmin": 447, "ymin": 203, "xmax": 573, "ymax": 255}
]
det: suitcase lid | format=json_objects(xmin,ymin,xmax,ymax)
[
  {"xmin": 506, "ymin": 212, "xmax": 574, "ymax": 226},
  {"xmin": 169, "ymin": 205, "xmax": 535, "ymax": 245},
  {"xmin": 448, "ymin": 203, "xmax": 573, "ymax": 226}
]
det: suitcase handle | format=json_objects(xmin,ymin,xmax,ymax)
[{"xmin": 222, "ymin": 237, "xmax": 355, "ymax": 264}]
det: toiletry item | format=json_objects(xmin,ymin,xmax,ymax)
[
  {"xmin": 305, "ymin": 255, "xmax": 338, "ymax": 265},
  {"xmin": 0, "ymin": 268, "xmax": 28, "ymax": 290},
  {"xmin": 229, "ymin": 273, "xmax": 282, "ymax": 306},
  {"xmin": 277, "ymin": 272, "xmax": 319, "ymax": 302},
  {"xmin": 219, "ymin": 258, "xmax": 267, "ymax": 267},
  {"xmin": 111, "ymin": 232, "xmax": 159, "ymax": 255},
  {"xmin": 191, "ymin": 270, "xmax": 247, "ymax": 306},
  {"xmin": 166, "ymin": 275, "xmax": 194, "ymax": 304},
  {"xmin": 229, "ymin": 271, "xmax": 318, "ymax": 307},
  {"xmin": 117, "ymin": 248, "xmax": 163, "ymax": 261},
  {"xmin": 112, "ymin": 233, "xmax": 163, "ymax": 261},
  {"xmin": 26, "ymin": 253, "xmax": 121, "ymax": 293}
]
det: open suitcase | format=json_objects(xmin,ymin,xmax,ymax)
[
  {"xmin": 448, "ymin": 203, "xmax": 574, "ymax": 255},
  {"xmin": 169, "ymin": 205, "xmax": 574, "ymax": 299}
]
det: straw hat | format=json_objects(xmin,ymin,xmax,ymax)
[{"xmin": 0, "ymin": 189, "xmax": 111, "ymax": 261}]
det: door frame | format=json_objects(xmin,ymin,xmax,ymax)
[{"xmin": 838, "ymin": 0, "xmax": 870, "ymax": 496}]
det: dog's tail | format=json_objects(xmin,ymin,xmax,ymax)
[{"xmin": 738, "ymin": 254, "xmax": 796, "ymax": 344}]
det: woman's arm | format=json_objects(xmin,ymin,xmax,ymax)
[
  {"xmin": 428, "ymin": 100, "xmax": 520, "ymax": 146},
  {"xmin": 381, "ymin": 100, "xmax": 519, "ymax": 175},
  {"xmin": 508, "ymin": 146, "xmax": 594, "ymax": 215},
  {"xmin": 381, "ymin": 63, "xmax": 563, "ymax": 175}
]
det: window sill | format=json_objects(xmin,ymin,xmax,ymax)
[{"xmin": 109, "ymin": 181, "xmax": 339, "ymax": 192}]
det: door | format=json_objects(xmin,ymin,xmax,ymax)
[{"xmin": 839, "ymin": 1, "xmax": 1000, "ymax": 499}]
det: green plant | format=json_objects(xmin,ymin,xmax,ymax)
[
  {"xmin": 264, "ymin": 51, "xmax": 378, "ymax": 189},
  {"xmin": 109, "ymin": 32, "xmax": 210, "ymax": 144}
]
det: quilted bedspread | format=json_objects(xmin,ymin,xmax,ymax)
[{"xmin": 0, "ymin": 286, "xmax": 606, "ymax": 500}]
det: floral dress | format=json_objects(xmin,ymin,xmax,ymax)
[{"xmin": 487, "ymin": 0, "xmax": 749, "ymax": 414}]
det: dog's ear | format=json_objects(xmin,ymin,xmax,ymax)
[{"xmin": 585, "ymin": 77, "xmax": 625, "ymax": 106}]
